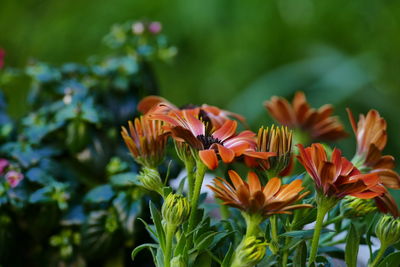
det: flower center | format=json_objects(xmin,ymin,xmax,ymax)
[{"xmin": 196, "ymin": 134, "xmax": 223, "ymax": 149}]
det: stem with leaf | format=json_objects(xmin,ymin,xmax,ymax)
[{"xmin": 369, "ymin": 244, "xmax": 387, "ymax": 267}]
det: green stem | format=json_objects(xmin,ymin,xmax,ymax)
[
  {"xmin": 323, "ymin": 214, "xmax": 344, "ymax": 227},
  {"xmin": 243, "ymin": 213, "xmax": 263, "ymax": 238},
  {"xmin": 369, "ymin": 244, "xmax": 387, "ymax": 267},
  {"xmin": 308, "ymin": 202, "xmax": 331, "ymax": 266},
  {"xmin": 187, "ymin": 160, "xmax": 207, "ymax": 233},
  {"xmin": 282, "ymin": 236, "xmax": 290, "ymax": 266},
  {"xmin": 270, "ymin": 215, "xmax": 279, "ymax": 255},
  {"xmin": 164, "ymin": 224, "xmax": 176, "ymax": 267},
  {"xmin": 185, "ymin": 160, "xmax": 195, "ymax": 200}
]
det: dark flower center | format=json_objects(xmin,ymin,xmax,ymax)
[{"xmin": 196, "ymin": 134, "xmax": 223, "ymax": 149}]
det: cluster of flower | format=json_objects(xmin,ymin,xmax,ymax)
[{"xmin": 124, "ymin": 93, "xmax": 400, "ymax": 267}]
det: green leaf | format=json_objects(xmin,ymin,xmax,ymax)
[
  {"xmin": 131, "ymin": 243, "xmax": 158, "ymax": 261},
  {"xmin": 84, "ymin": 185, "xmax": 115, "ymax": 204},
  {"xmin": 377, "ymin": 251, "xmax": 400, "ymax": 267},
  {"xmin": 113, "ymin": 192, "xmax": 141, "ymax": 234},
  {"xmin": 149, "ymin": 201, "xmax": 166, "ymax": 251},
  {"xmin": 109, "ymin": 172, "xmax": 139, "ymax": 187},
  {"xmin": 293, "ymin": 241, "xmax": 307, "ymax": 267},
  {"xmin": 280, "ymin": 229, "xmax": 334, "ymax": 239},
  {"xmin": 221, "ymin": 243, "xmax": 234, "ymax": 267},
  {"xmin": 193, "ymin": 252, "xmax": 211, "ymax": 267},
  {"xmin": 345, "ymin": 223, "xmax": 360, "ymax": 267},
  {"xmin": 194, "ymin": 231, "xmax": 218, "ymax": 251}
]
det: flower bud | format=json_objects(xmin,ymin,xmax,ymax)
[
  {"xmin": 170, "ymin": 255, "xmax": 186, "ymax": 267},
  {"xmin": 375, "ymin": 215, "xmax": 400, "ymax": 247},
  {"xmin": 231, "ymin": 236, "xmax": 267, "ymax": 267},
  {"xmin": 137, "ymin": 167, "xmax": 163, "ymax": 195},
  {"xmin": 162, "ymin": 194, "xmax": 190, "ymax": 226},
  {"xmin": 340, "ymin": 196, "xmax": 377, "ymax": 218}
]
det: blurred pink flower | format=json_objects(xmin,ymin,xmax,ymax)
[
  {"xmin": 148, "ymin": 22, "xmax": 162, "ymax": 34},
  {"xmin": 0, "ymin": 159, "xmax": 9, "ymax": 175},
  {"xmin": 5, "ymin": 171, "xmax": 24, "ymax": 188}
]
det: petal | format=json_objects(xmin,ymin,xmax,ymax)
[
  {"xmin": 212, "ymin": 120, "xmax": 237, "ymax": 141},
  {"xmin": 228, "ymin": 170, "xmax": 246, "ymax": 190},
  {"xmin": 247, "ymin": 172, "xmax": 262, "ymax": 195},
  {"xmin": 137, "ymin": 96, "xmax": 170, "ymax": 114},
  {"xmin": 263, "ymin": 177, "xmax": 281, "ymax": 199},
  {"xmin": 199, "ymin": 149, "xmax": 219, "ymax": 170},
  {"xmin": 217, "ymin": 144, "xmax": 235, "ymax": 163}
]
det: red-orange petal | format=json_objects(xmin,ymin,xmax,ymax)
[{"xmin": 199, "ymin": 149, "xmax": 219, "ymax": 170}]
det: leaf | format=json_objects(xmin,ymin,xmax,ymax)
[
  {"xmin": 149, "ymin": 201, "xmax": 166, "ymax": 251},
  {"xmin": 280, "ymin": 229, "xmax": 334, "ymax": 239},
  {"xmin": 29, "ymin": 187, "xmax": 52, "ymax": 203},
  {"xmin": 193, "ymin": 252, "xmax": 212, "ymax": 267},
  {"xmin": 293, "ymin": 241, "xmax": 307, "ymax": 267},
  {"xmin": 194, "ymin": 231, "xmax": 218, "ymax": 251},
  {"xmin": 345, "ymin": 223, "xmax": 360, "ymax": 267},
  {"xmin": 113, "ymin": 192, "xmax": 142, "ymax": 234},
  {"xmin": 84, "ymin": 185, "xmax": 115, "ymax": 204},
  {"xmin": 131, "ymin": 243, "xmax": 158, "ymax": 261},
  {"xmin": 377, "ymin": 251, "xmax": 400, "ymax": 267},
  {"xmin": 26, "ymin": 168, "xmax": 55, "ymax": 185},
  {"xmin": 221, "ymin": 243, "xmax": 234, "ymax": 267},
  {"xmin": 61, "ymin": 205, "xmax": 86, "ymax": 226},
  {"xmin": 110, "ymin": 172, "xmax": 139, "ymax": 187}
]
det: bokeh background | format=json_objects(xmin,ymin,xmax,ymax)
[{"xmin": 1, "ymin": 0, "xmax": 400, "ymax": 183}]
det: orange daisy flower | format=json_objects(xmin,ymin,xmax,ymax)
[
  {"xmin": 121, "ymin": 116, "xmax": 168, "ymax": 168},
  {"xmin": 347, "ymin": 109, "xmax": 400, "ymax": 189},
  {"xmin": 244, "ymin": 126, "xmax": 293, "ymax": 176},
  {"xmin": 150, "ymin": 110, "xmax": 268, "ymax": 170},
  {"xmin": 297, "ymin": 143, "xmax": 385, "ymax": 199},
  {"xmin": 138, "ymin": 95, "xmax": 246, "ymax": 129},
  {"xmin": 264, "ymin": 92, "xmax": 347, "ymax": 141},
  {"xmin": 208, "ymin": 170, "xmax": 312, "ymax": 217}
]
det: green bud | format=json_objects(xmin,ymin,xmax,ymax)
[
  {"xmin": 138, "ymin": 167, "xmax": 164, "ymax": 195},
  {"xmin": 170, "ymin": 255, "xmax": 186, "ymax": 267},
  {"xmin": 340, "ymin": 196, "xmax": 377, "ymax": 218},
  {"xmin": 231, "ymin": 236, "xmax": 267, "ymax": 267},
  {"xmin": 162, "ymin": 194, "xmax": 190, "ymax": 226},
  {"xmin": 375, "ymin": 215, "xmax": 400, "ymax": 247}
]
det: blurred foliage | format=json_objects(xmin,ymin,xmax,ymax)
[{"xmin": 0, "ymin": 21, "xmax": 176, "ymax": 266}]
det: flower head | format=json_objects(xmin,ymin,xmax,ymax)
[
  {"xmin": 375, "ymin": 215, "xmax": 400, "ymax": 246},
  {"xmin": 121, "ymin": 116, "xmax": 167, "ymax": 168},
  {"xmin": 208, "ymin": 170, "xmax": 312, "ymax": 217},
  {"xmin": 297, "ymin": 143, "xmax": 385, "ymax": 199},
  {"xmin": 5, "ymin": 171, "xmax": 24, "ymax": 188},
  {"xmin": 347, "ymin": 109, "xmax": 400, "ymax": 189},
  {"xmin": 162, "ymin": 193, "xmax": 190, "ymax": 226},
  {"xmin": 264, "ymin": 92, "xmax": 347, "ymax": 141},
  {"xmin": 231, "ymin": 236, "xmax": 267, "ymax": 267},
  {"xmin": 245, "ymin": 126, "xmax": 292, "ymax": 176},
  {"xmin": 150, "ymin": 110, "xmax": 267, "ymax": 169},
  {"xmin": 138, "ymin": 95, "xmax": 246, "ymax": 130},
  {"xmin": 340, "ymin": 196, "xmax": 378, "ymax": 218}
]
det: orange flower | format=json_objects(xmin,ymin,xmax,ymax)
[
  {"xmin": 138, "ymin": 95, "xmax": 246, "ymax": 129},
  {"xmin": 208, "ymin": 170, "xmax": 312, "ymax": 217},
  {"xmin": 121, "ymin": 116, "xmax": 168, "ymax": 168},
  {"xmin": 347, "ymin": 109, "xmax": 400, "ymax": 189},
  {"xmin": 264, "ymin": 92, "xmax": 347, "ymax": 141},
  {"xmin": 297, "ymin": 143, "xmax": 385, "ymax": 199},
  {"xmin": 150, "ymin": 110, "xmax": 268, "ymax": 170},
  {"xmin": 244, "ymin": 126, "xmax": 293, "ymax": 176}
]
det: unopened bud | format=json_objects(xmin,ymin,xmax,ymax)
[
  {"xmin": 231, "ymin": 236, "xmax": 267, "ymax": 267},
  {"xmin": 137, "ymin": 167, "xmax": 163, "ymax": 195},
  {"xmin": 375, "ymin": 215, "xmax": 400, "ymax": 247},
  {"xmin": 162, "ymin": 194, "xmax": 190, "ymax": 226},
  {"xmin": 340, "ymin": 196, "xmax": 377, "ymax": 218}
]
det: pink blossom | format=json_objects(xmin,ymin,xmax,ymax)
[
  {"xmin": 5, "ymin": 171, "xmax": 24, "ymax": 188},
  {"xmin": 0, "ymin": 159, "xmax": 8, "ymax": 175},
  {"xmin": 148, "ymin": 22, "xmax": 162, "ymax": 34}
]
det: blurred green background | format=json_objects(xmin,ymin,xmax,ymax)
[{"xmin": 1, "ymin": 0, "xmax": 400, "ymax": 156}]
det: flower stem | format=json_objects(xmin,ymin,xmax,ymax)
[
  {"xmin": 270, "ymin": 215, "xmax": 279, "ymax": 254},
  {"xmin": 369, "ymin": 244, "xmax": 387, "ymax": 267},
  {"xmin": 187, "ymin": 160, "xmax": 207, "ymax": 233},
  {"xmin": 184, "ymin": 160, "xmax": 195, "ymax": 200},
  {"xmin": 243, "ymin": 213, "xmax": 263, "ymax": 238},
  {"xmin": 164, "ymin": 224, "xmax": 176, "ymax": 267},
  {"xmin": 282, "ymin": 235, "xmax": 290, "ymax": 266},
  {"xmin": 308, "ymin": 201, "xmax": 331, "ymax": 265}
]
